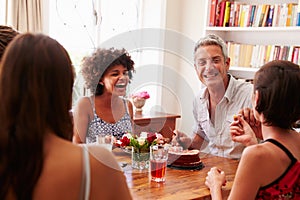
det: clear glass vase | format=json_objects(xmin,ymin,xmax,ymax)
[{"xmin": 131, "ymin": 148, "xmax": 150, "ymax": 170}]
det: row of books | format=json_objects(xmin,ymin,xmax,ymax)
[
  {"xmin": 209, "ymin": 0, "xmax": 300, "ymax": 27},
  {"xmin": 227, "ymin": 42, "xmax": 300, "ymax": 68}
]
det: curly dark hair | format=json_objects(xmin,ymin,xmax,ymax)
[
  {"xmin": 0, "ymin": 25, "xmax": 19, "ymax": 61},
  {"xmin": 81, "ymin": 48, "xmax": 135, "ymax": 95}
]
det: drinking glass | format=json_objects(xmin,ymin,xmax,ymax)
[
  {"xmin": 97, "ymin": 134, "xmax": 114, "ymax": 151},
  {"xmin": 150, "ymin": 145, "xmax": 169, "ymax": 182}
]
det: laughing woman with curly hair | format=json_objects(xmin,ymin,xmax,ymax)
[{"xmin": 73, "ymin": 48, "xmax": 135, "ymax": 144}]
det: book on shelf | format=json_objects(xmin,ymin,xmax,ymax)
[
  {"xmin": 223, "ymin": 1, "xmax": 231, "ymax": 27},
  {"xmin": 239, "ymin": 4, "xmax": 247, "ymax": 27},
  {"xmin": 292, "ymin": 47, "xmax": 299, "ymax": 64},
  {"xmin": 233, "ymin": 43, "xmax": 240, "ymax": 66},
  {"xmin": 286, "ymin": 46, "xmax": 292, "ymax": 61},
  {"xmin": 229, "ymin": 2, "xmax": 235, "ymax": 26},
  {"xmin": 227, "ymin": 42, "xmax": 300, "ymax": 68},
  {"xmin": 228, "ymin": 41, "xmax": 240, "ymax": 67},
  {"xmin": 278, "ymin": 46, "xmax": 289, "ymax": 60},
  {"xmin": 244, "ymin": 4, "xmax": 252, "ymax": 27},
  {"xmin": 265, "ymin": 45, "xmax": 272, "ymax": 63},
  {"xmin": 278, "ymin": 3, "xmax": 288, "ymax": 26},
  {"xmin": 238, "ymin": 44, "xmax": 246, "ymax": 67},
  {"xmin": 283, "ymin": 46, "xmax": 290, "ymax": 60},
  {"xmin": 227, "ymin": 41, "xmax": 235, "ymax": 66},
  {"xmin": 266, "ymin": 5, "xmax": 274, "ymax": 27},
  {"xmin": 209, "ymin": 1, "xmax": 300, "ymax": 27},
  {"xmin": 298, "ymin": 50, "xmax": 300, "ymax": 65},
  {"xmin": 217, "ymin": 0, "xmax": 227, "ymax": 26},
  {"xmin": 291, "ymin": 4, "xmax": 298, "ymax": 26},
  {"xmin": 288, "ymin": 46, "xmax": 294, "ymax": 61},
  {"xmin": 249, "ymin": 5, "xmax": 257, "ymax": 27},
  {"xmin": 244, "ymin": 44, "xmax": 253, "ymax": 67},
  {"xmin": 273, "ymin": 46, "xmax": 280, "ymax": 60},
  {"xmin": 215, "ymin": 0, "xmax": 221, "ymax": 26},
  {"xmin": 209, "ymin": 0, "xmax": 219, "ymax": 26},
  {"xmin": 286, "ymin": 3, "xmax": 294, "ymax": 26},
  {"xmin": 253, "ymin": 4, "xmax": 263, "ymax": 27},
  {"xmin": 251, "ymin": 45, "xmax": 260, "ymax": 68},
  {"xmin": 268, "ymin": 45, "xmax": 276, "ymax": 62},
  {"xmin": 297, "ymin": 0, "xmax": 300, "ymax": 26},
  {"xmin": 261, "ymin": 4, "xmax": 270, "ymax": 27},
  {"xmin": 250, "ymin": 45, "xmax": 259, "ymax": 68},
  {"xmin": 272, "ymin": 4, "xmax": 280, "ymax": 27},
  {"xmin": 233, "ymin": 2, "xmax": 241, "ymax": 27},
  {"xmin": 258, "ymin": 45, "xmax": 266, "ymax": 67}
]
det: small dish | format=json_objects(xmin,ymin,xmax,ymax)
[{"xmin": 121, "ymin": 146, "xmax": 132, "ymax": 154}]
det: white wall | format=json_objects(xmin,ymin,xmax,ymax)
[
  {"xmin": 129, "ymin": 0, "xmax": 207, "ymax": 135},
  {"xmin": 128, "ymin": 0, "xmax": 167, "ymax": 113},
  {"xmin": 161, "ymin": 0, "xmax": 206, "ymax": 135}
]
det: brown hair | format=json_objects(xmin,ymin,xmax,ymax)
[
  {"xmin": 0, "ymin": 33, "xmax": 75, "ymax": 199},
  {"xmin": 81, "ymin": 47, "xmax": 135, "ymax": 95},
  {"xmin": 0, "ymin": 25, "xmax": 19, "ymax": 61},
  {"xmin": 254, "ymin": 60, "xmax": 300, "ymax": 129}
]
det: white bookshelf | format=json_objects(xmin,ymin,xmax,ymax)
[
  {"xmin": 205, "ymin": 0, "xmax": 300, "ymax": 80},
  {"xmin": 229, "ymin": 66, "xmax": 258, "ymax": 80}
]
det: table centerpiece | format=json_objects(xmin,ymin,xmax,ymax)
[{"xmin": 119, "ymin": 132, "xmax": 163, "ymax": 170}]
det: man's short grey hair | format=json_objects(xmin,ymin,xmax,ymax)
[{"xmin": 194, "ymin": 34, "xmax": 228, "ymax": 60}]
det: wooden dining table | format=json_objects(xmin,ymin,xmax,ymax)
[{"xmin": 113, "ymin": 148, "xmax": 239, "ymax": 200}]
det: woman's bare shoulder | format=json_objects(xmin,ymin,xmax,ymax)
[
  {"xmin": 76, "ymin": 96, "xmax": 92, "ymax": 107},
  {"xmin": 34, "ymin": 139, "xmax": 84, "ymax": 199},
  {"xmin": 238, "ymin": 143, "xmax": 280, "ymax": 177},
  {"xmin": 242, "ymin": 143, "xmax": 274, "ymax": 160},
  {"xmin": 73, "ymin": 96, "xmax": 94, "ymax": 115}
]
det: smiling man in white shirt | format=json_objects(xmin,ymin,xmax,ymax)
[{"xmin": 173, "ymin": 34, "xmax": 252, "ymax": 159}]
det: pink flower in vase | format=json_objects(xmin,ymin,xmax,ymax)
[
  {"xmin": 131, "ymin": 91, "xmax": 150, "ymax": 100},
  {"xmin": 131, "ymin": 91, "xmax": 150, "ymax": 112}
]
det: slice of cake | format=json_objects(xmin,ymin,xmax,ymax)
[{"xmin": 167, "ymin": 149, "xmax": 202, "ymax": 167}]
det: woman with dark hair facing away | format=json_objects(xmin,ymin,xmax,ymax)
[
  {"xmin": 0, "ymin": 33, "xmax": 132, "ymax": 199},
  {"xmin": 73, "ymin": 48, "xmax": 135, "ymax": 144},
  {"xmin": 205, "ymin": 60, "xmax": 300, "ymax": 199},
  {"xmin": 0, "ymin": 25, "xmax": 19, "ymax": 60}
]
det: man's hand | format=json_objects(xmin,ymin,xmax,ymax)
[{"xmin": 171, "ymin": 130, "xmax": 192, "ymax": 149}]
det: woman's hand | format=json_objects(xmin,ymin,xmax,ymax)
[
  {"xmin": 230, "ymin": 114, "xmax": 258, "ymax": 146},
  {"xmin": 239, "ymin": 108, "xmax": 262, "ymax": 139},
  {"xmin": 205, "ymin": 167, "xmax": 226, "ymax": 199}
]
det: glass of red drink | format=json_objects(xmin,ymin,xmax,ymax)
[{"xmin": 150, "ymin": 145, "xmax": 169, "ymax": 182}]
